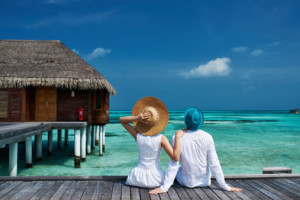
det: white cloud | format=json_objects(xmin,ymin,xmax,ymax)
[
  {"xmin": 72, "ymin": 49, "xmax": 81, "ymax": 55},
  {"xmin": 84, "ymin": 48, "xmax": 111, "ymax": 61},
  {"xmin": 179, "ymin": 57, "xmax": 232, "ymax": 78},
  {"xmin": 251, "ymin": 49, "xmax": 264, "ymax": 56},
  {"xmin": 232, "ymin": 46, "xmax": 248, "ymax": 53}
]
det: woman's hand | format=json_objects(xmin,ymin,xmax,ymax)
[
  {"xmin": 137, "ymin": 111, "xmax": 151, "ymax": 123},
  {"xmin": 176, "ymin": 129, "xmax": 187, "ymax": 138}
]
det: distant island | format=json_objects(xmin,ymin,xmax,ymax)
[{"xmin": 289, "ymin": 109, "xmax": 299, "ymax": 114}]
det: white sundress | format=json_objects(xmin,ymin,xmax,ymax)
[{"xmin": 126, "ymin": 133, "xmax": 165, "ymax": 188}]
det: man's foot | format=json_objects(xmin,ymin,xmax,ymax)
[{"xmin": 149, "ymin": 187, "xmax": 164, "ymax": 194}]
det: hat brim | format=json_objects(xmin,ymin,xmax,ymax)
[{"xmin": 132, "ymin": 97, "xmax": 169, "ymax": 136}]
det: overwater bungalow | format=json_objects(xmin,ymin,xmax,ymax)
[{"xmin": 0, "ymin": 40, "xmax": 116, "ymax": 123}]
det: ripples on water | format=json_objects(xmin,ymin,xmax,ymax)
[{"xmin": 0, "ymin": 110, "xmax": 299, "ymax": 176}]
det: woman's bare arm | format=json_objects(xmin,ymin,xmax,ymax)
[
  {"xmin": 119, "ymin": 112, "xmax": 150, "ymax": 140},
  {"xmin": 161, "ymin": 130, "xmax": 186, "ymax": 161}
]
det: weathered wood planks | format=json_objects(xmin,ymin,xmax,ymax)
[{"xmin": 0, "ymin": 178, "xmax": 298, "ymax": 200}]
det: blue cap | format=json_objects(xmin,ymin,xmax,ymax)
[{"xmin": 184, "ymin": 107, "xmax": 204, "ymax": 130}]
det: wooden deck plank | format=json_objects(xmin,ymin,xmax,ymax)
[
  {"xmin": 149, "ymin": 192, "xmax": 160, "ymax": 200},
  {"xmin": 201, "ymin": 186, "xmax": 221, "ymax": 200},
  {"xmin": 40, "ymin": 181, "xmax": 64, "ymax": 200},
  {"xmin": 0, "ymin": 181, "xmax": 28, "ymax": 200},
  {"xmin": 245, "ymin": 180, "xmax": 282, "ymax": 200},
  {"xmin": 121, "ymin": 183, "xmax": 130, "ymax": 200},
  {"xmin": 211, "ymin": 180, "xmax": 240, "ymax": 200},
  {"xmin": 211, "ymin": 180, "xmax": 242, "ymax": 200},
  {"xmin": 207, "ymin": 184, "xmax": 231, "ymax": 200},
  {"xmin": 0, "ymin": 181, "xmax": 22, "ymax": 198},
  {"xmin": 111, "ymin": 182, "xmax": 122, "ymax": 200},
  {"xmin": 91, "ymin": 181, "xmax": 104, "ymax": 200},
  {"xmin": 49, "ymin": 181, "xmax": 72, "ymax": 200},
  {"xmin": 71, "ymin": 181, "xmax": 88, "ymax": 200},
  {"xmin": 184, "ymin": 187, "xmax": 201, "ymax": 200},
  {"xmin": 282, "ymin": 178, "xmax": 300, "ymax": 190},
  {"xmin": 60, "ymin": 181, "xmax": 77, "ymax": 200},
  {"xmin": 166, "ymin": 187, "xmax": 180, "ymax": 200},
  {"xmin": 101, "ymin": 181, "xmax": 114, "ymax": 200},
  {"xmin": 227, "ymin": 180, "xmax": 258, "ymax": 200},
  {"xmin": 0, "ymin": 178, "xmax": 299, "ymax": 200},
  {"xmin": 260, "ymin": 179, "xmax": 299, "ymax": 200},
  {"xmin": 275, "ymin": 179, "xmax": 300, "ymax": 192},
  {"xmin": 174, "ymin": 185, "xmax": 192, "ymax": 200},
  {"xmin": 9, "ymin": 181, "xmax": 36, "ymax": 200},
  {"xmin": 192, "ymin": 188, "xmax": 211, "ymax": 200},
  {"xmin": 30, "ymin": 181, "xmax": 55, "ymax": 200},
  {"xmin": 139, "ymin": 188, "xmax": 151, "ymax": 200},
  {"xmin": 252, "ymin": 179, "xmax": 293, "ymax": 200},
  {"xmin": 270, "ymin": 179, "xmax": 300, "ymax": 197},
  {"xmin": 17, "ymin": 181, "xmax": 44, "ymax": 200},
  {"xmin": 130, "ymin": 186, "xmax": 140, "ymax": 200},
  {"xmin": 81, "ymin": 181, "xmax": 97, "ymax": 200},
  {"xmin": 232, "ymin": 179, "xmax": 272, "ymax": 200}
]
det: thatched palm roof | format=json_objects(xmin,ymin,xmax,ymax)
[{"xmin": 0, "ymin": 40, "xmax": 116, "ymax": 95}]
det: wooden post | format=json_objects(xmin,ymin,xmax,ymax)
[
  {"xmin": 36, "ymin": 134, "xmax": 42, "ymax": 161},
  {"xmin": 87, "ymin": 125, "xmax": 91, "ymax": 154},
  {"xmin": 99, "ymin": 125, "xmax": 103, "ymax": 156},
  {"xmin": 81, "ymin": 127, "xmax": 86, "ymax": 161},
  {"xmin": 95, "ymin": 126, "xmax": 99, "ymax": 145},
  {"xmin": 57, "ymin": 129, "xmax": 62, "ymax": 150},
  {"xmin": 48, "ymin": 130, "xmax": 53, "ymax": 155},
  {"xmin": 9, "ymin": 142, "xmax": 18, "ymax": 176},
  {"xmin": 25, "ymin": 136, "xmax": 32, "ymax": 168},
  {"xmin": 92, "ymin": 125, "xmax": 96, "ymax": 149},
  {"xmin": 102, "ymin": 126, "xmax": 105, "ymax": 152},
  {"xmin": 64, "ymin": 129, "xmax": 69, "ymax": 146},
  {"xmin": 74, "ymin": 129, "xmax": 81, "ymax": 168}
]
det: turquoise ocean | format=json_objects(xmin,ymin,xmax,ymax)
[{"xmin": 0, "ymin": 111, "xmax": 299, "ymax": 176}]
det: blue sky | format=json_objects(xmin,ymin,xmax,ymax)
[{"xmin": 1, "ymin": 0, "xmax": 300, "ymax": 110}]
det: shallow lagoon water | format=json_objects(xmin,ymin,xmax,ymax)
[{"xmin": 0, "ymin": 111, "xmax": 299, "ymax": 176}]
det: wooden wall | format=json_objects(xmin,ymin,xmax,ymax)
[
  {"xmin": 92, "ymin": 90, "xmax": 110, "ymax": 125},
  {"xmin": 57, "ymin": 89, "xmax": 90, "ymax": 122},
  {"xmin": 0, "ymin": 87, "xmax": 110, "ymax": 124},
  {"xmin": 0, "ymin": 88, "xmax": 26, "ymax": 122}
]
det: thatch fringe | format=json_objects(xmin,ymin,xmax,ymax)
[{"xmin": 0, "ymin": 77, "xmax": 116, "ymax": 95}]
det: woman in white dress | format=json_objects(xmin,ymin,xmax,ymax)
[{"xmin": 119, "ymin": 97, "xmax": 183, "ymax": 188}]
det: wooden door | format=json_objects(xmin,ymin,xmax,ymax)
[{"xmin": 35, "ymin": 87, "xmax": 57, "ymax": 121}]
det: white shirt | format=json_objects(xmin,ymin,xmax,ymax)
[{"xmin": 160, "ymin": 129, "xmax": 231, "ymax": 192}]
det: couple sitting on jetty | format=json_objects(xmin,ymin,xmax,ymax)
[{"xmin": 119, "ymin": 97, "xmax": 243, "ymax": 194}]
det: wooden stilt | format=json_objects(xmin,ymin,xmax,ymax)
[
  {"xmin": 87, "ymin": 125, "xmax": 91, "ymax": 154},
  {"xmin": 25, "ymin": 136, "xmax": 32, "ymax": 168},
  {"xmin": 57, "ymin": 129, "xmax": 62, "ymax": 150},
  {"xmin": 81, "ymin": 127, "xmax": 86, "ymax": 161},
  {"xmin": 36, "ymin": 134, "xmax": 42, "ymax": 161},
  {"xmin": 48, "ymin": 130, "xmax": 53, "ymax": 155},
  {"xmin": 64, "ymin": 129, "xmax": 69, "ymax": 146},
  {"xmin": 9, "ymin": 142, "xmax": 18, "ymax": 176},
  {"xmin": 74, "ymin": 129, "xmax": 81, "ymax": 168}
]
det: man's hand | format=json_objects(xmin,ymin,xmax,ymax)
[
  {"xmin": 149, "ymin": 187, "xmax": 164, "ymax": 194},
  {"xmin": 230, "ymin": 187, "xmax": 243, "ymax": 192}
]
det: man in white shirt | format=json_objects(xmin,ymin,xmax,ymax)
[{"xmin": 149, "ymin": 107, "xmax": 243, "ymax": 194}]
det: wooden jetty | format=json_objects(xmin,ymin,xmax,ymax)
[
  {"xmin": 0, "ymin": 175, "xmax": 299, "ymax": 200},
  {"xmin": 0, "ymin": 122, "xmax": 106, "ymax": 176}
]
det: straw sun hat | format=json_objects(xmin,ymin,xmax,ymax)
[{"xmin": 132, "ymin": 97, "xmax": 169, "ymax": 136}]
